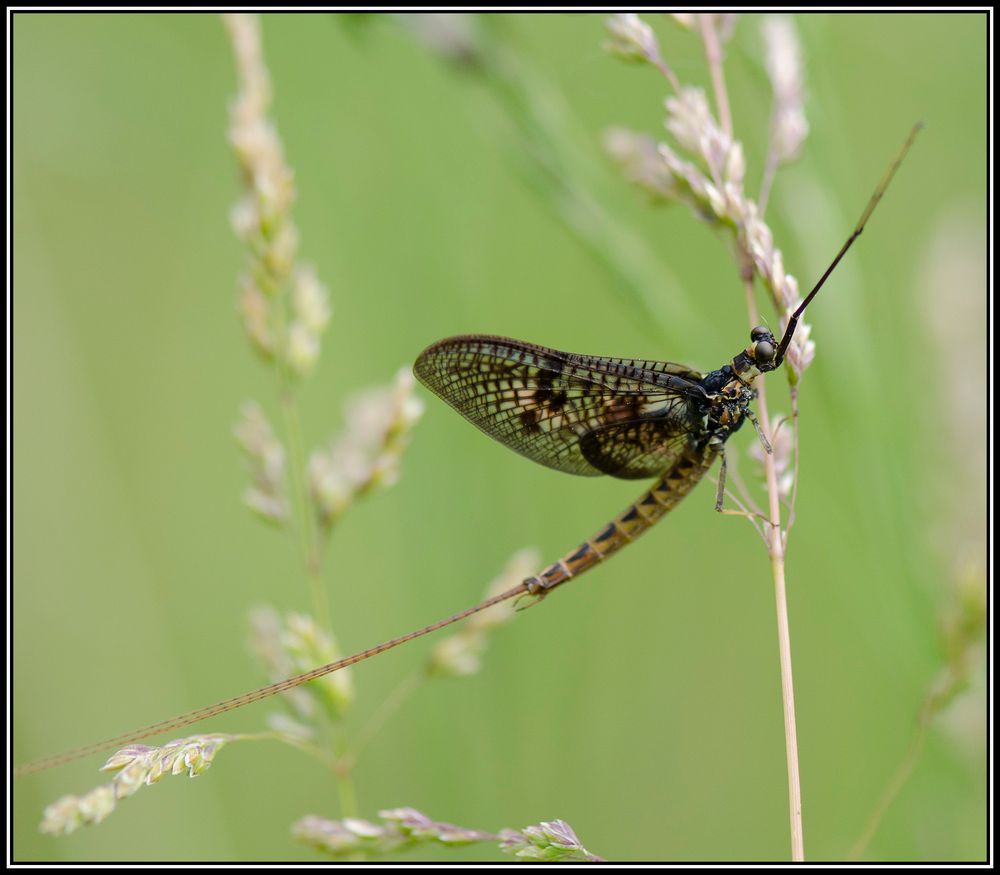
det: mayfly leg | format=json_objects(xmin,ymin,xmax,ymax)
[
  {"xmin": 524, "ymin": 445, "xmax": 718, "ymax": 597},
  {"xmin": 745, "ymin": 408, "xmax": 772, "ymax": 455},
  {"xmin": 713, "ymin": 447, "xmax": 772, "ymax": 528},
  {"xmin": 714, "ymin": 448, "xmax": 729, "ymax": 512}
]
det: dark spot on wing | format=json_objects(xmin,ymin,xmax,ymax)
[{"xmin": 548, "ymin": 389, "xmax": 567, "ymax": 411}]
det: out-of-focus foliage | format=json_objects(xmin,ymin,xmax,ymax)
[{"xmin": 13, "ymin": 13, "xmax": 985, "ymax": 862}]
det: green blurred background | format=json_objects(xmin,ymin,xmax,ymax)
[{"xmin": 13, "ymin": 12, "xmax": 987, "ymax": 863}]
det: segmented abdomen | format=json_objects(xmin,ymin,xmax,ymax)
[{"xmin": 524, "ymin": 443, "xmax": 718, "ymax": 594}]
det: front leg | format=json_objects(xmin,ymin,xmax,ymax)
[
  {"xmin": 714, "ymin": 447, "xmax": 729, "ymax": 512},
  {"xmin": 745, "ymin": 408, "xmax": 773, "ymax": 455},
  {"xmin": 713, "ymin": 445, "xmax": 773, "ymax": 526}
]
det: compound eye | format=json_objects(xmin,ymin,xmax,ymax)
[
  {"xmin": 750, "ymin": 325, "xmax": 770, "ymax": 342},
  {"xmin": 755, "ymin": 340, "xmax": 775, "ymax": 363}
]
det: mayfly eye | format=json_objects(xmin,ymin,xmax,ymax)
[
  {"xmin": 755, "ymin": 340, "xmax": 775, "ymax": 363},
  {"xmin": 750, "ymin": 326, "xmax": 770, "ymax": 342}
]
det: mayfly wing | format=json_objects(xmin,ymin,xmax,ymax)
[
  {"xmin": 579, "ymin": 418, "xmax": 701, "ymax": 479},
  {"xmin": 413, "ymin": 334, "xmax": 707, "ymax": 479}
]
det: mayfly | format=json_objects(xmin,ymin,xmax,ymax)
[{"xmin": 14, "ymin": 125, "xmax": 920, "ymax": 778}]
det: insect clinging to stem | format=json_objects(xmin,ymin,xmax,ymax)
[{"xmin": 14, "ymin": 123, "xmax": 921, "ymax": 779}]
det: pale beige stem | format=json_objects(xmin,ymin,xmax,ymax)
[
  {"xmin": 700, "ymin": 15, "xmax": 733, "ymax": 139},
  {"xmin": 768, "ymin": 512, "xmax": 805, "ymax": 862},
  {"xmin": 759, "ymin": 152, "xmax": 779, "ymax": 217},
  {"xmin": 743, "ymin": 277, "xmax": 805, "ymax": 861}
]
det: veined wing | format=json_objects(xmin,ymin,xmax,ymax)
[{"xmin": 413, "ymin": 335, "xmax": 706, "ymax": 479}]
